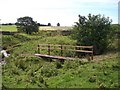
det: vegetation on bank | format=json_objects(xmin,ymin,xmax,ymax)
[
  {"xmin": 2, "ymin": 31, "xmax": 119, "ymax": 88},
  {"xmin": 2, "ymin": 54, "xmax": 119, "ymax": 88}
]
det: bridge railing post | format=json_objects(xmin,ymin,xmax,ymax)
[
  {"xmin": 91, "ymin": 46, "xmax": 93, "ymax": 60},
  {"xmin": 38, "ymin": 44, "xmax": 40, "ymax": 54},
  {"xmin": 61, "ymin": 45, "xmax": 63, "ymax": 56},
  {"xmin": 48, "ymin": 44, "xmax": 50, "ymax": 55}
]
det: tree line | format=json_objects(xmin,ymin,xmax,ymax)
[{"xmin": 1, "ymin": 22, "xmax": 60, "ymax": 27}]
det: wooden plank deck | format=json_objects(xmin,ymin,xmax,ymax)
[{"xmin": 35, "ymin": 54, "xmax": 74, "ymax": 60}]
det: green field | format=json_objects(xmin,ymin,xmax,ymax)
[
  {"xmin": 1, "ymin": 25, "xmax": 73, "ymax": 32},
  {"xmin": 1, "ymin": 25, "xmax": 17, "ymax": 32},
  {"xmin": 39, "ymin": 26, "xmax": 73, "ymax": 31},
  {"xmin": 1, "ymin": 25, "xmax": 119, "ymax": 88}
]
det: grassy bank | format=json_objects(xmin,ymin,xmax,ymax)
[
  {"xmin": 1, "ymin": 25, "xmax": 119, "ymax": 88},
  {"xmin": 2, "ymin": 54, "xmax": 119, "ymax": 88},
  {"xmin": 2, "ymin": 34, "xmax": 119, "ymax": 88}
]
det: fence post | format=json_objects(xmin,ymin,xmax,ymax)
[
  {"xmin": 38, "ymin": 44, "xmax": 40, "ymax": 54},
  {"xmin": 61, "ymin": 45, "xmax": 63, "ymax": 56},
  {"xmin": 91, "ymin": 46, "xmax": 93, "ymax": 60},
  {"xmin": 48, "ymin": 44, "xmax": 50, "ymax": 55}
]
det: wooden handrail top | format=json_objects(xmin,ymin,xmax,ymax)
[
  {"xmin": 38, "ymin": 47, "xmax": 93, "ymax": 53},
  {"xmin": 69, "ymin": 49, "xmax": 93, "ymax": 53},
  {"xmin": 38, "ymin": 44, "xmax": 93, "ymax": 49},
  {"xmin": 73, "ymin": 46, "xmax": 93, "ymax": 48}
]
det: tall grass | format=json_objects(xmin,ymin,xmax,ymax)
[
  {"xmin": 2, "ymin": 33, "xmax": 76, "ymax": 57},
  {"xmin": 2, "ymin": 55, "xmax": 119, "ymax": 88}
]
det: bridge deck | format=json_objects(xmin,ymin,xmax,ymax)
[{"xmin": 35, "ymin": 54, "xmax": 74, "ymax": 60}]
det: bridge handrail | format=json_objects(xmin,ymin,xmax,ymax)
[{"xmin": 37, "ymin": 44, "xmax": 93, "ymax": 60}]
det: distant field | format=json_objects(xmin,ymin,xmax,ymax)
[
  {"xmin": 1, "ymin": 25, "xmax": 73, "ymax": 32},
  {"xmin": 39, "ymin": 26, "xmax": 73, "ymax": 31},
  {"xmin": 1, "ymin": 25, "xmax": 17, "ymax": 32}
]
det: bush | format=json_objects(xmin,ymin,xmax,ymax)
[{"xmin": 72, "ymin": 14, "xmax": 112, "ymax": 54}]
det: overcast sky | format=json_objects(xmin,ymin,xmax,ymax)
[{"xmin": 0, "ymin": 0, "xmax": 119, "ymax": 26}]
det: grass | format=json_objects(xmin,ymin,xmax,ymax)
[
  {"xmin": 1, "ymin": 25, "xmax": 119, "ymax": 88},
  {"xmin": 39, "ymin": 26, "xmax": 73, "ymax": 31},
  {"xmin": 46, "ymin": 57, "xmax": 119, "ymax": 88},
  {"xmin": 2, "ymin": 54, "xmax": 119, "ymax": 88},
  {"xmin": 2, "ymin": 31, "xmax": 76, "ymax": 55},
  {"xmin": 1, "ymin": 25, "xmax": 73, "ymax": 32},
  {"xmin": 1, "ymin": 25, "xmax": 17, "ymax": 32}
]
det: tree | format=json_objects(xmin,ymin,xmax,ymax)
[
  {"xmin": 48, "ymin": 23, "xmax": 51, "ymax": 26},
  {"xmin": 72, "ymin": 14, "xmax": 112, "ymax": 54},
  {"xmin": 16, "ymin": 16, "xmax": 39, "ymax": 34},
  {"xmin": 57, "ymin": 23, "xmax": 60, "ymax": 26},
  {"xmin": 37, "ymin": 23, "xmax": 41, "ymax": 26}
]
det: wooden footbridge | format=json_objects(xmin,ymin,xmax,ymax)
[{"xmin": 35, "ymin": 44, "xmax": 93, "ymax": 61}]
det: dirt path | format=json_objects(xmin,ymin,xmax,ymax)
[{"xmin": 93, "ymin": 51, "xmax": 118, "ymax": 62}]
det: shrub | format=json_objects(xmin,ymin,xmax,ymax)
[{"xmin": 72, "ymin": 14, "xmax": 112, "ymax": 54}]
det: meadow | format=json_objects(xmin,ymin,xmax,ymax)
[
  {"xmin": 1, "ymin": 25, "xmax": 17, "ymax": 32},
  {"xmin": 39, "ymin": 26, "xmax": 73, "ymax": 31},
  {"xmin": 1, "ymin": 25, "xmax": 119, "ymax": 88},
  {"xmin": 1, "ymin": 25, "xmax": 73, "ymax": 32}
]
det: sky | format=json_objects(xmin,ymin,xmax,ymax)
[{"xmin": 0, "ymin": 0, "xmax": 119, "ymax": 26}]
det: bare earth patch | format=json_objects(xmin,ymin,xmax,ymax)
[{"xmin": 93, "ymin": 52, "xmax": 118, "ymax": 62}]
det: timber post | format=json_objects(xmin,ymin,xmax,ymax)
[
  {"xmin": 48, "ymin": 44, "xmax": 50, "ymax": 55},
  {"xmin": 91, "ymin": 46, "xmax": 93, "ymax": 60},
  {"xmin": 38, "ymin": 44, "xmax": 40, "ymax": 54},
  {"xmin": 60, "ymin": 45, "xmax": 63, "ymax": 56}
]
